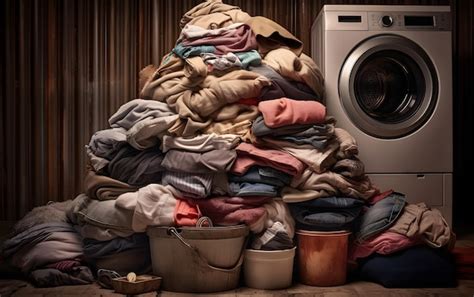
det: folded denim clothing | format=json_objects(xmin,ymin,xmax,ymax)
[
  {"xmin": 289, "ymin": 197, "xmax": 365, "ymax": 231},
  {"xmin": 162, "ymin": 171, "xmax": 213, "ymax": 199},
  {"xmin": 229, "ymin": 166, "xmax": 291, "ymax": 187},
  {"xmin": 355, "ymin": 192, "xmax": 406, "ymax": 243},
  {"xmin": 228, "ymin": 182, "xmax": 279, "ymax": 197}
]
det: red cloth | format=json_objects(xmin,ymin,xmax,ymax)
[
  {"xmin": 237, "ymin": 98, "xmax": 258, "ymax": 106},
  {"xmin": 367, "ymin": 189, "xmax": 394, "ymax": 205},
  {"xmin": 175, "ymin": 199, "xmax": 201, "ymax": 226},
  {"xmin": 46, "ymin": 259, "xmax": 81, "ymax": 272},
  {"xmin": 349, "ymin": 232, "xmax": 420, "ymax": 261},
  {"xmin": 192, "ymin": 196, "xmax": 270, "ymax": 228},
  {"xmin": 231, "ymin": 142, "xmax": 306, "ymax": 176},
  {"xmin": 258, "ymin": 98, "xmax": 326, "ymax": 128}
]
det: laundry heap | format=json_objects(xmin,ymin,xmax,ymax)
[{"xmin": 1, "ymin": 0, "xmax": 456, "ymax": 289}]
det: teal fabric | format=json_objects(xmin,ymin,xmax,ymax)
[
  {"xmin": 172, "ymin": 43, "xmax": 215, "ymax": 59},
  {"xmin": 235, "ymin": 50, "xmax": 261, "ymax": 68}
]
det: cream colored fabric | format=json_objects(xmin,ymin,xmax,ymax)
[
  {"xmin": 263, "ymin": 48, "xmax": 324, "ymax": 99},
  {"xmin": 282, "ymin": 169, "xmax": 377, "ymax": 203},
  {"xmin": 167, "ymin": 104, "xmax": 259, "ymax": 139},
  {"xmin": 162, "ymin": 133, "xmax": 240, "ymax": 153},
  {"xmin": 334, "ymin": 128, "xmax": 359, "ymax": 159},
  {"xmin": 250, "ymin": 199, "xmax": 295, "ymax": 238},
  {"xmin": 245, "ymin": 16, "xmax": 303, "ymax": 56},
  {"xmin": 142, "ymin": 60, "xmax": 270, "ymax": 121},
  {"xmin": 115, "ymin": 185, "xmax": 178, "ymax": 232},
  {"xmin": 180, "ymin": 0, "xmax": 250, "ymax": 29},
  {"xmin": 388, "ymin": 203, "xmax": 454, "ymax": 248},
  {"xmin": 108, "ymin": 99, "xmax": 179, "ymax": 150}
]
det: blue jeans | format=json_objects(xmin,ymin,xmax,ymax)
[
  {"xmin": 229, "ymin": 166, "xmax": 291, "ymax": 187},
  {"xmin": 289, "ymin": 197, "xmax": 364, "ymax": 231},
  {"xmin": 355, "ymin": 192, "xmax": 406, "ymax": 243}
]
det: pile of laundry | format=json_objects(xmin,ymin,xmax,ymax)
[{"xmin": 1, "ymin": 0, "xmax": 456, "ymax": 288}]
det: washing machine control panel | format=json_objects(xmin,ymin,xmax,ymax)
[{"xmin": 369, "ymin": 12, "xmax": 451, "ymax": 31}]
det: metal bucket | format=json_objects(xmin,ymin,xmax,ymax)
[
  {"xmin": 296, "ymin": 230, "xmax": 350, "ymax": 286},
  {"xmin": 147, "ymin": 221, "xmax": 249, "ymax": 293}
]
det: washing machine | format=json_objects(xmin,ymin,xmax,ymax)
[{"xmin": 312, "ymin": 5, "xmax": 452, "ymax": 224}]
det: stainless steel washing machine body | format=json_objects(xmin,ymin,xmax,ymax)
[{"xmin": 312, "ymin": 5, "xmax": 452, "ymax": 224}]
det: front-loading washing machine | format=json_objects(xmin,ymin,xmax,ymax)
[{"xmin": 312, "ymin": 5, "xmax": 452, "ymax": 224}]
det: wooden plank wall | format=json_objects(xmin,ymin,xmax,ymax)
[{"xmin": 2, "ymin": 0, "xmax": 468, "ymax": 222}]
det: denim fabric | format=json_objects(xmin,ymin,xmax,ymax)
[
  {"xmin": 300, "ymin": 196, "xmax": 364, "ymax": 208},
  {"xmin": 229, "ymin": 166, "xmax": 291, "ymax": 187},
  {"xmin": 355, "ymin": 192, "xmax": 406, "ymax": 243},
  {"xmin": 278, "ymin": 135, "xmax": 329, "ymax": 149},
  {"xmin": 228, "ymin": 182, "xmax": 278, "ymax": 197},
  {"xmin": 83, "ymin": 233, "xmax": 149, "ymax": 259},
  {"xmin": 289, "ymin": 197, "xmax": 364, "ymax": 231},
  {"xmin": 172, "ymin": 43, "xmax": 216, "ymax": 59}
]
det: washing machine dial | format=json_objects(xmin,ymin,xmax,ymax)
[{"xmin": 381, "ymin": 15, "xmax": 393, "ymax": 27}]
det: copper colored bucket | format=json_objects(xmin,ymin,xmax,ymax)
[{"xmin": 296, "ymin": 230, "xmax": 350, "ymax": 286}]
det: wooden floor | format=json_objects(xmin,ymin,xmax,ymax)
[
  {"xmin": 1, "ymin": 279, "xmax": 474, "ymax": 297},
  {"xmin": 2, "ymin": 228, "xmax": 473, "ymax": 296}
]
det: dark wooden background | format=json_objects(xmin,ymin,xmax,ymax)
[{"xmin": 1, "ymin": 0, "xmax": 472, "ymax": 228}]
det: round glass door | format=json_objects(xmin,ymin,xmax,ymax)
[{"xmin": 339, "ymin": 35, "xmax": 438, "ymax": 138}]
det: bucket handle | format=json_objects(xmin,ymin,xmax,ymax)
[{"xmin": 168, "ymin": 227, "xmax": 246, "ymax": 273}]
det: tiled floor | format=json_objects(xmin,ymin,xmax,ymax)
[{"xmin": 2, "ymin": 279, "xmax": 474, "ymax": 297}]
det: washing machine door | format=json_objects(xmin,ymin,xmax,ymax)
[{"xmin": 339, "ymin": 34, "xmax": 438, "ymax": 138}]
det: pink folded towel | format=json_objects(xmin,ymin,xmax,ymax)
[{"xmin": 258, "ymin": 98, "xmax": 326, "ymax": 128}]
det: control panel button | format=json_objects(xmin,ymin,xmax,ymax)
[{"xmin": 381, "ymin": 15, "xmax": 393, "ymax": 27}]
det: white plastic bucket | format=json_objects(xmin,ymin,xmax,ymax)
[
  {"xmin": 147, "ymin": 224, "xmax": 249, "ymax": 293},
  {"xmin": 244, "ymin": 247, "xmax": 296, "ymax": 289}
]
